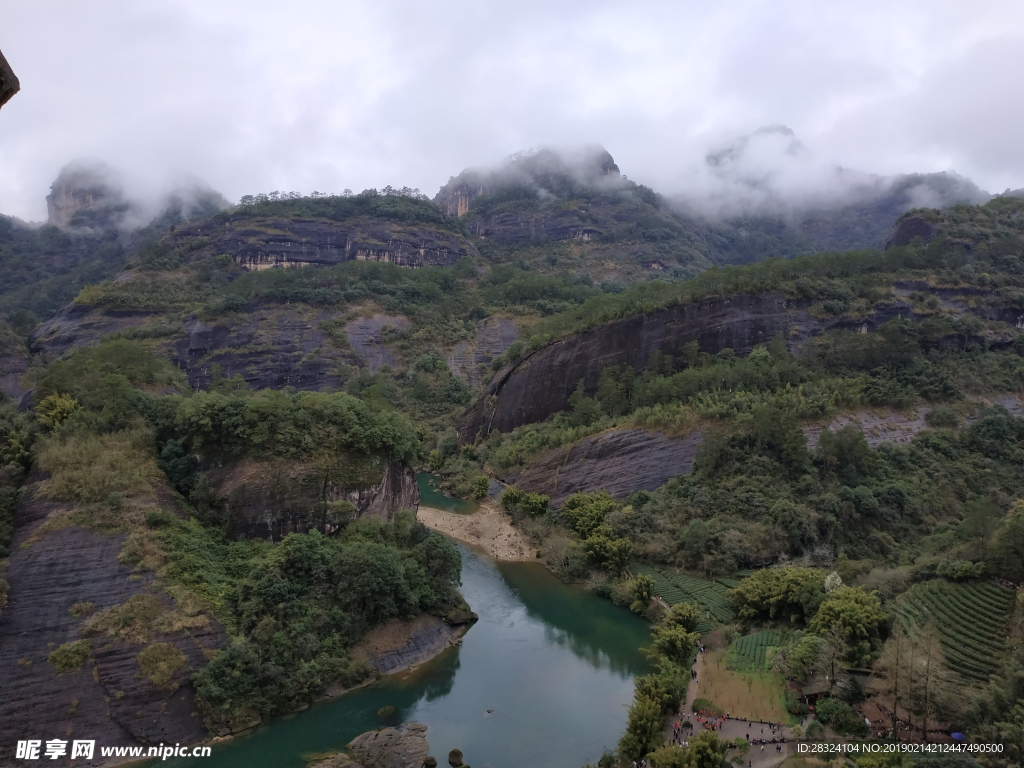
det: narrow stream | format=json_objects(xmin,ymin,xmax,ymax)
[
  {"xmin": 416, "ymin": 472, "xmax": 479, "ymax": 514},
  {"xmin": 164, "ymin": 545, "xmax": 651, "ymax": 768}
]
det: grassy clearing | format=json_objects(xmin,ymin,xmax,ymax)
[{"xmin": 697, "ymin": 650, "xmax": 790, "ymax": 723}]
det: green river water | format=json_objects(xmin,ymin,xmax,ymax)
[
  {"xmin": 416, "ymin": 472, "xmax": 479, "ymax": 514},
  {"xmin": 161, "ymin": 544, "xmax": 651, "ymax": 768}
]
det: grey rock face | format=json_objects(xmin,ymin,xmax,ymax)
[
  {"xmin": 802, "ymin": 410, "xmax": 931, "ymax": 451},
  {"xmin": 504, "ymin": 428, "xmax": 704, "ymax": 507},
  {"xmin": 346, "ymin": 314, "xmax": 410, "ymax": 372},
  {"xmin": 0, "ymin": 521, "xmax": 219, "ymax": 759},
  {"xmin": 460, "ymin": 293, "xmax": 812, "ymax": 441},
  {"xmin": 446, "ymin": 317, "xmax": 518, "ymax": 388},
  {"xmin": 0, "ymin": 333, "xmax": 31, "ymax": 407},
  {"xmin": 167, "ymin": 216, "xmax": 476, "ymax": 270},
  {"xmin": 45, "ymin": 163, "xmax": 130, "ymax": 230},
  {"xmin": 352, "ymin": 614, "xmax": 470, "ymax": 675},
  {"xmin": 31, "ymin": 304, "xmax": 366, "ymax": 393},
  {"xmin": 884, "ymin": 214, "xmax": 937, "ymax": 249}
]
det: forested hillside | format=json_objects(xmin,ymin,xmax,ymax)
[{"xmin": 1, "ymin": 153, "xmax": 1022, "ymax": 763}]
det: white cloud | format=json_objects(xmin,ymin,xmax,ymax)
[{"xmin": 0, "ymin": 0, "xmax": 1021, "ymax": 222}]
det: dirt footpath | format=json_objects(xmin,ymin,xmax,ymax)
[{"xmin": 417, "ymin": 500, "xmax": 535, "ymax": 561}]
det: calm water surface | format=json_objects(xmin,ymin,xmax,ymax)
[
  {"xmin": 416, "ymin": 472, "xmax": 479, "ymax": 514},
  {"xmin": 164, "ymin": 545, "xmax": 650, "ymax": 768}
]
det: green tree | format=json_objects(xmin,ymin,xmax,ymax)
[
  {"xmin": 808, "ymin": 586, "xmax": 886, "ymax": 666},
  {"xmin": 428, "ymin": 449, "xmax": 444, "ymax": 472},
  {"xmin": 35, "ymin": 393, "xmax": 81, "ymax": 430},
  {"xmin": 664, "ymin": 601, "xmax": 702, "ymax": 633},
  {"xmin": 730, "ymin": 567, "xmax": 826, "ymax": 624},
  {"xmin": 500, "ymin": 486, "xmax": 525, "ymax": 513},
  {"xmin": 649, "ymin": 621, "xmax": 699, "ymax": 666},
  {"xmin": 335, "ymin": 541, "xmax": 414, "ymax": 625},
  {"xmin": 583, "ymin": 526, "xmax": 634, "ymax": 574},
  {"xmin": 567, "ymin": 380, "xmax": 602, "ymax": 427},
  {"xmin": 562, "ymin": 491, "xmax": 616, "ymax": 537},
  {"xmin": 648, "ymin": 744, "xmax": 688, "ymax": 768},
  {"xmin": 960, "ymin": 497, "xmax": 1001, "ymax": 561},
  {"xmin": 618, "ymin": 693, "xmax": 663, "ymax": 762},
  {"xmin": 787, "ymin": 635, "xmax": 829, "ymax": 680},
  {"xmin": 471, "ymin": 475, "xmax": 489, "ymax": 501},
  {"xmin": 521, "ymin": 492, "xmax": 550, "ymax": 518},
  {"xmin": 684, "ymin": 731, "xmax": 730, "ymax": 768},
  {"xmin": 629, "ymin": 574, "xmax": 656, "ymax": 614}
]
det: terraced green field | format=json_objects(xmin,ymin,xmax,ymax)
[
  {"xmin": 728, "ymin": 629, "xmax": 789, "ymax": 671},
  {"xmin": 895, "ymin": 580, "xmax": 1014, "ymax": 684},
  {"xmin": 631, "ymin": 563, "xmax": 734, "ymax": 632}
]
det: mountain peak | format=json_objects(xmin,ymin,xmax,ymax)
[{"xmin": 45, "ymin": 161, "xmax": 129, "ymax": 229}]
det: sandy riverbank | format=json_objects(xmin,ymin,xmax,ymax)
[{"xmin": 418, "ymin": 500, "xmax": 536, "ymax": 561}]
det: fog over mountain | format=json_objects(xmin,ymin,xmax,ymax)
[
  {"xmin": 671, "ymin": 125, "xmax": 992, "ymax": 219},
  {"xmin": 0, "ymin": 1, "xmax": 1022, "ymax": 221}
]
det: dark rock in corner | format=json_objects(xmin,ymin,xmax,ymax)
[
  {"xmin": 0, "ymin": 46, "xmax": 19, "ymax": 110},
  {"xmin": 883, "ymin": 214, "xmax": 936, "ymax": 249}
]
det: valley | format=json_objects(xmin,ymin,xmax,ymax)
[{"xmin": 1, "ymin": 148, "xmax": 1022, "ymax": 768}]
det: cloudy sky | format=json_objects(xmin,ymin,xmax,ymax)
[{"xmin": 1, "ymin": 0, "xmax": 1022, "ymax": 222}]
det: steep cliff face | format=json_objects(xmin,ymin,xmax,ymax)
[
  {"xmin": 31, "ymin": 304, "xmax": 367, "ymax": 392},
  {"xmin": 0, "ymin": 324, "xmax": 31, "ymax": 406},
  {"xmin": 459, "ymin": 293, "xmax": 810, "ymax": 441},
  {"xmin": 883, "ymin": 214, "xmax": 937, "ymax": 249},
  {"xmin": 166, "ymin": 215, "xmax": 477, "ymax": 270},
  {"xmin": 0, "ymin": 493, "xmax": 223, "ymax": 762},
  {"xmin": 446, "ymin": 317, "xmax": 519, "ymax": 388},
  {"xmin": 459, "ymin": 288, "xmax": 1024, "ymax": 442},
  {"xmin": 30, "ymin": 299, "xmax": 517, "ymax": 394},
  {"xmin": 45, "ymin": 163, "xmax": 131, "ymax": 230},
  {"xmin": 0, "ymin": 46, "xmax": 19, "ymax": 110},
  {"xmin": 209, "ymin": 458, "xmax": 420, "ymax": 540},
  {"xmin": 504, "ymin": 428, "xmax": 704, "ymax": 507}
]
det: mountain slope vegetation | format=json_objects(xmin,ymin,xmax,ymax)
[{"xmin": 0, "ymin": 154, "xmax": 1021, "ymax": 761}]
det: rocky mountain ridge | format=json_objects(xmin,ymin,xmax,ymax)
[{"xmin": 165, "ymin": 213, "xmax": 476, "ymax": 271}]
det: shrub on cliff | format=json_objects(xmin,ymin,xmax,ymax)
[{"xmin": 48, "ymin": 640, "xmax": 90, "ymax": 672}]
